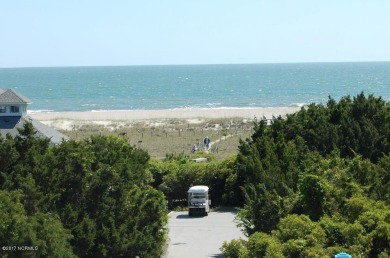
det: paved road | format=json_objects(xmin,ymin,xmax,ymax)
[{"xmin": 165, "ymin": 208, "xmax": 245, "ymax": 258}]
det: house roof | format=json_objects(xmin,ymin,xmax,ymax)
[
  {"xmin": 0, "ymin": 116, "xmax": 69, "ymax": 145},
  {"xmin": 0, "ymin": 89, "xmax": 31, "ymax": 104}
]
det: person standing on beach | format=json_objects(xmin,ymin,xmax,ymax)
[{"xmin": 204, "ymin": 136, "xmax": 210, "ymax": 150}]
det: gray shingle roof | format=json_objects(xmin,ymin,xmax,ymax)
[
  {"xmin": 29, "ymin": 117, "xmax": 69, "ymax": 145},
  {"xmin": 0, "ymin": 89, "xmax": 31, "ymax": 104}
]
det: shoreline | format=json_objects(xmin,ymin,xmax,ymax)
[
  {"xmin": 29, "ymin": 107, "xmax": 301, "ymax": 131},
  {"xmin": 29, "ymin": 107, "xmax": 301, "ymax": 122}
]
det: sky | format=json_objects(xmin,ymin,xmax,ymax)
[{"xmin": 1, "ymin": 1, "xmax": 390, "ymax": 68}]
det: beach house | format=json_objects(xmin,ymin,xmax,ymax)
[{"xmin": 0, "ymin": 88, "xmax": 69, "ymax": 145}]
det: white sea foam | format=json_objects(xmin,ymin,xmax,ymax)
[
  {"xmin": 28, "ymin": 109, "xmax": 55, "ymax": 114},
  {"xmin": 290, "ymin": 103, "xmax": 307, "ymax": 107}
]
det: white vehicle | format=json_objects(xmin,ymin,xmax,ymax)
[{"xmin": 188, "ymin": 185, "xmax": 211, "ymax": 216}]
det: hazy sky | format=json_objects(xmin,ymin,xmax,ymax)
[{"xmin": 1, "ymin": 1, "xmax": 389, "ymax": 67}]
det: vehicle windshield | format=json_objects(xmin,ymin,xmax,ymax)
[{"xmin": 191, "ymin": 193, "xmax": 205, "ymax": 199}]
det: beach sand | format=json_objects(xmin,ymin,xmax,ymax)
[
  {"xmin": 29, "ymin": 107, "xmax": 301, "ymax": 131},
  {"xmin": 30, "ymin": 107, "xmax": 300, "ymax": 121}
]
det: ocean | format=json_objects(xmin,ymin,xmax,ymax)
[{"xmin": 0, "ymin": 62, "xmax": 389, "ymax": 112}]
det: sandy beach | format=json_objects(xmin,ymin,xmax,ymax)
[
  {"xmin": 30, "ymin": 107, "xmax": 301, "ymax": 122},
  {"xmin": 28, "ymin": 107, "xmax": 301, "ymax": 132}
]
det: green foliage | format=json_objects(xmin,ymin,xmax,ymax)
[
  {"xmin": 246, "ymin": 232, "xmax": 283, "ymax": 258},
  {"xmin": 0, "ymin": 124, "xmax": 168, "ymax": 257},
  {"xmin": 347, "ymin": 155, "xmax": 390, "ymax": 200},
  {"xmin": 273, "ymin": 214, "xmax": 327, "ymax": 249},
  {"xmin": 253, "ymin": 93, "xmax": 389, "ymax": 163},
  {"xmin": 237, "ymin": 184, "xmax": 282, "ymax": 235},
  {"xmin": 297, "ymin": 174, "xmax": 329, "ymax": 221},
  {"xmin": 223, "ymin": 93, "xmax": 390, "ymax": 257},
  {"xmin": 0, "ymin": 190, "xmax": 74, "ymax": 257},
  {"xmin": 43, "ymin": 136, "xmax": 167, "ymax": 257},
  {"xmin": 150, "ymin": 155, "xmax": 237, "ymax": 208},
  {"xmin": 220, "ymin": 239, "xmax": 249, "ymax": 258}
]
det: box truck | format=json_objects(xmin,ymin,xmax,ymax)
[{"xmin": 188, "ymin": 185, "xmax": 211, "ymax": 216}]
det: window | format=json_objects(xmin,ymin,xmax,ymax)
[
  {"xmin": 190, "ymin": 193, "xmax": 206, "ymax": 199},
  {"xmin": 0, "ymin": 106, "xmax": 6, "ymax": 113},
  {"xmin": 10, "ymin": 106, "xmax": 19, "ymax": 113}
]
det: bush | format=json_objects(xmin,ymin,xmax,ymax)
[{"xmin": 220, "ymin": 239, "xmax": 248, "ymax": 258}]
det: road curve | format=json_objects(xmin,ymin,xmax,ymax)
[{"xmin": 165, "ymin": 208, "xmax": 245, "ymax": 258}]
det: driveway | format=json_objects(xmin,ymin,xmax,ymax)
[{"xmin": 165, "ymin": 208, "xmax": 246, "ymax": 258}]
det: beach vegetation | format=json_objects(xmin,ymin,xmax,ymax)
[{"xmin": 57, "ymin": 118, "xmax": 254, "ymax": 160}]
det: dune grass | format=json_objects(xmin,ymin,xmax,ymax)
[{"xmin": 57, "ymin": 118, "xmax": 255, "ymax": 160}]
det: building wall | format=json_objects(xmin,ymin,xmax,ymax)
[{"xmin": 0, "ymin": 104, "xmax": 27, "ymax": 116}]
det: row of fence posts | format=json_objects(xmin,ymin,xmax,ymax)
[
  {"xmin": 133, "ymin": 125, "xmax": 254, "ymax": 139},
  {"xmin": 69, "ymin": 119, "xmax": 257, "ymax": 139}
]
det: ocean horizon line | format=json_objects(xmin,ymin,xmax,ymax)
[{"xmin": 2, "ymin": 60, "xmax": 390, "ymax": 69}]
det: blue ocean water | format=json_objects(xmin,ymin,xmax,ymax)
[{"xmin": 0, "ymin": 62, "xmax": 389, "ymax": 112}]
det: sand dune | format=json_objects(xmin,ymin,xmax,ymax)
[{"xmin": 29, "ymin": 107, "xmax": 301, "ymax": 121}]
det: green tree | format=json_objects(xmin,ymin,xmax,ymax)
[
  {"xmin": 0, "ymin": 190, "xmax": 74, "ymax": 257},
  {"xmin": 220, "ymin": 239, "xmax": 248, "ymax": 258},
  {"xmin": 273, "ymin": 214, "xmax": 326, "ymax": 257},
  {"xmin": 237, "ymin": 184, "xmax": 282, "ymax": 235},
  {"xmin": 224, "ymin": 93, "xmax": 390, "ymax": 257},
  {"xmin": 246, "ymin": 232, "xmax": 283, "ymax": 258},
  {"xmin": 297, "ymin": 174, "xmax": 329, "ymax": 221},
  {"xmin": 41, "ymin": 136, "xmax": 167, "ymax": 257},
  {"xmin": 1, "ymin": 123, "xmax": 49, "ymax": 215}
]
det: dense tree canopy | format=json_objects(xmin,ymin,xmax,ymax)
[
  {"xmin": 222, "ymin": 93, "xmax": 390, "ymax": 257},
  {"xmin": 0, "ymin": 126, "xmax": 167, "ymax": 257}
]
